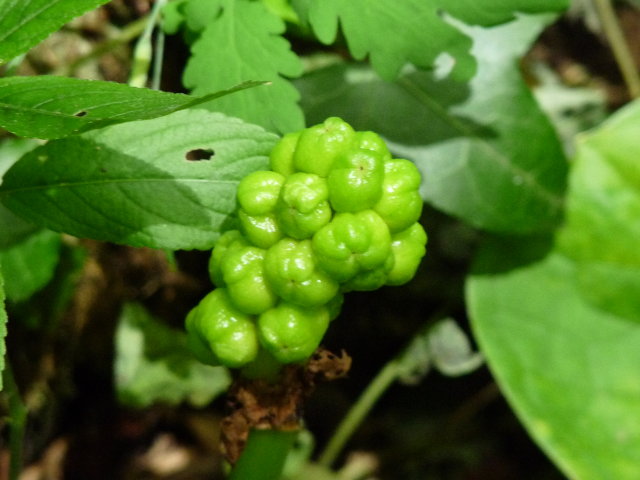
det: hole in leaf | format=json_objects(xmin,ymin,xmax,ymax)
[
  {"xmin": 74, "ymin": 110, "xmax": 88, "ymax": 117},
  {"xmin": 185, "ymin": 148, "xmax": 214, "ymax": 161}
]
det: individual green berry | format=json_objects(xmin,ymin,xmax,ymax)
[
  {"xmin": 258, "ymin": 303, "xmax": 330, "ymax": 363},
  {"xmin": 264, "ymin": 238, "xmax": 339, "ymax": 307},
  {"xmin": 385, "ymin": 222, "xmax": 427, "ymax": 286},
  {"xmin": 238, "ymin": 210, "xmax": 283, "ymax": 249},
  {"xmin": 327, "ymin": 148, "xmax": 385, "ymax": 212},
  {"xmin": 185, "ymin": 308, "xmax": 221, "ymax": 366},
  {"xmin": 341, "ymin": 254, "xmax": 394, "ymax": 292},
  {"xmin": 374, "ymin": 159, "xmax": 423, "ymax": 233},
  {"xmin": 354, "ymin": 131, "xmax": 392, "ymax": 159},
  {"xmin": 293, "ymin": 117, "xmax": 355, "ymax": 177},
  {"xmin": 221, "ymin": 245, "xmax": 277, "ymax": 315},
  {"xmin": 312, "ymin": 210, "xmax": 391, "ymax": 283},
  {"xmin": 275, "ymin": 172, "xmax": 332, "ymax": 239},
  {"xmin": 185, "ymin": 289, "xmax": 259, "ymax": 368},
  {"xmin": 269, "ymin": 131, "xmax": 300, "ymax": 176},
  {"xmin": 237, "ymin": 170, "xmax": 285, "ymax": 215},
  {"xmin": 208, "ymin": 230, "xmax": 247, "ymax": 286}
]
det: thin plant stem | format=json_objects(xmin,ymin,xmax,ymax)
[
  {"xmin": 317, "ymin": 359, "xmax": 403, "ymax": 468},
  {"xmin": 593, "ymin": 0, "xmax": 640, "ymax": 98},
  {"xmin": 54, "ymin": 16, "xmax": 149, "ymax": 77},
  {"xmin": 3, "ymin": 362, "xmax": 28, "ymax": 480},
  {"xmin": 129, "ymin": 0, "xmax": 167, "ymax": 87},
  {"xmin": 151, "ymin": 26, "xmax": 165, "ymax": 91},
  {"xmin": 228, "ymin": 429, "xmax": 298, "ymax": 480}
]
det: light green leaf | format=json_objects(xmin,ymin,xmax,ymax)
[
  {"xmin": 297, "ymin": 0, "xmax": 568, "ymax": 81},
  {"xmin": 0, "ymin": 267, "xmax": 5, "ymax": 391},
  {"xmin": 0, "ymin": 0, "xmax": 111, "ymax": 64},
  {"xmin": 557, "ymin": 100, "xmax": 640, "ymax": 321},
  {"xmin": 0, "ymin": 229, "xmax": 61, "ymax": 303},
  {"xmin": 297, "ymin": 14, "xmax": 567, "ymax": 233},
  {"xmin": 115, "ymin": 303, "xmax": 231, "ymax": 408},
  {"xmin": 0, "ymin": 76, "xmax": 266, "ymax": 139},
  {"xmin": 183, "ymin": 0, "xmax": 304, "ymax": 133},
  {"xmin": 468, "ymin": 245, "xmax": 640, "ymax": 480},
  {"xmin": 0, "ymin": 109, "xmax": 278, "ymax": 250}
]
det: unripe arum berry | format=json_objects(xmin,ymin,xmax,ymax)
[{"xmin": 186, "ymin": 117, "xmax": 428, "ymax": 375}]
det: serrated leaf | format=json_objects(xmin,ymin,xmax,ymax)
[
  {"xmin": 297, "ymin": 15, "xmax": 567, "ymax": 233},
  {"xmin": 0, "ymin": 76, "xmax": 266, "ymax": 140},
  {"xmin": 0, "ymin": 267, "xmax": 5, "ymax": 391},
  {"xmin": 115, "ymin": 303, "xmax": 231, "ymax": 408},
  {"xmin": 298, "ymin": 0, "xmax": 567, "ymax": 81},
  {"xmin": 0, "ymin": 229, "xmax": 61, "ymax": 302},
  {"xmin": 0, "ymin": 109, "xmax": 278, "ymax": 250},
  {"xmin": 467, "ymin": 243, "xmax": 640, "ymax": 480},
  {"xmin": 556, "ymin": 99, "xmax": 640, "ymax": 321},
  {"xmin": 0, "ymin": 0, "xmax": 111, "ymax": 64},
  {"xmin": 183, "ymin": 0, "xmax": 304, "ymax": 133}
]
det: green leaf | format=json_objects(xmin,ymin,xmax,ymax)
[
  {"xmin": 0, "ymin": 138, "xmax": 40, "ymax": 249},
  {"xmin": 439, "ymin": 0, "xmax": 569, "ymax": 26},
  {"xmin": 183, "ymin": 0, "xmax": 304, "ymax": 133},
  {"xmin": 467, "ymin": 244, "xmax": 640, "ymax": 480},
  {"xmin": 0, "ymin": 0, "xmax": 112, "ymax": 64},
  {"xmin": 0, "ymin": 75, "xmax": 266, "ymax": 140},
  {"xmin": 0, "ymin": 267, "xmax": 5, "ymax": 391},
  {"xmin": 0, "ymin": 109, "xmax": 278, "ymax": 250},
  {"xmin": 115, "ymin": 303, "xmax": 231, "ymax": 408},
  {"xmin": 297, "ymin": 0, "xmax": 567, "ymax": 81},
  {"xmin": 297, "ymin": 15, "xmax": 567, "ymax": 233},
  {"xmin": 0, "ymin": 229, "xmax": 61, "ymax": 303},
  {"xmin": 556, "ymin": 100, "xmax": 640, "ymax": 321}
]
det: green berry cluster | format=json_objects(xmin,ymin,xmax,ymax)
[{"xmin": 186, "ymin": 118, "xmax": 427, "ymax": 371}]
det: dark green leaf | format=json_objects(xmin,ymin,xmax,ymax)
[
  {"xmin": 297, "ymin": 0, "xmax": 567, "ymax": 81},
  {"xmin": 0, "ymin": 267, "xmax": 5, "ymax": 390},
  {"xmin": 0, "ymin": 76, "xmax": 266, "ymax": 139},
  {"xmin": 0, "ymin": 138, "xmax": 40, "ymax": 249},
  {"xmin": 297, "ymin": 15, "xmax": 567, "ymax": 233},
  {"xmin": 115, "ymin": 303, "xmax": 231, "ymax": 408},
  {"xmin": 467, "ymin": 243, "xmax": 640, "ymax": 480},
  {"xmin": 182, "ymin": 0, "xmax": 304, "ymax": 133},
  {"xmin": 0, "ymin": 0, "xmax": 111, "ymax": 63},
  {"xmin": 0, "ymin": 229, "xmax": 61, "ymax": 303},
  {"xmin": 0, "ymin": 109, "xmax": 278, "ymax": 250},
  {"xmin": 557, "ymin": 100, "xmax": 640, "ymax": 321}
]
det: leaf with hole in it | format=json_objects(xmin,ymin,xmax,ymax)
[
  {"xmin": 0, "ymin": 109, "xmax": 278, "ymax": 250},
  {"xmin": 297, "ymin": 15, "xmax": 567, "ymax": 233},
  {"xmin": 557, "ymin": 100, "xmax": 640, "ymax": 322},
  {"xmin": 0, "ymin": 76, "xmax": 266, "ymax": 140},
  {"xmin": 0, "ymin": 229, "xmax": 62, "ymax": 303},
  {"xmin": 0, "ymin": 0, "xmax": 111, "ymax": 64},
  {"xmin": 183, "ymin": 0, "xmax": 304, "ymax": 134},
  {"xmin": 467, "ymin": 241, "xmax": 640, "ymax": 480},
  {"xmin": 115, "ymin": 303, "xmax": 231, "ymax": 408}
]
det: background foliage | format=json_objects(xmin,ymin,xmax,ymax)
[{"xmin": 1, "ymin": 0, "xmax": 638, "ymax": 479}]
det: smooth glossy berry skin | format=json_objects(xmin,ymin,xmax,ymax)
[
  {"xmin": 237, "ymin": 170, "xmax": 285, "ymax": 215},
  {"xmin": 293, "ymin": 117, "xmax": 355, "ymax": 177},
  {"xmin": 208, "ymin": 230, "xmax": 247, "ymax": 286},
  {"xmin": 269, "ymin": 131, "xmax": 300, "ymax": 176},
  {"xmin": 258, "ymin": 303, "xmax": 330, "ymax": 363},
  {"xmin": 327, "ymin": 148, "xmax": 385, "ymax": 212},
  {"xmin": 312, "ymin": 210, "xmax": 391, "ymax": 283},
  {"xmin": 374, "ymin": 158, "xmax": 423, "ymax": 233},
  {"xmin": 221, "ymin": 245, "xmax": 277, "ymax": 315},
  {"xmin": 238, "ymin": 210, "xmax": 283, "ymax": 249},
  {"xmin": 385, "ymin": 222, "xmax": 427, "ymax": 286},
  {"xmin": 276, "ymin": 173, "xmax": 332, "ymax": 239},
  {"xmin": 264, "ymin": 238, "xmax": 339, "ymax": 307},
  {"xmin": 186, "ymin": 289, "xmax": 259, "ymax": 368}
]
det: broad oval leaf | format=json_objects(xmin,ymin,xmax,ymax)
[
  {"xmin": 0, "ymin": 109, "xmax": 278, "ymax": 250},
  {"xmin": 468, "ymin": 243, "xmax": 640, "ymax": 480},
  {"xmin": 557, "ymin": 99, "xmax": 640, "ymax": 321},
  {"xmin": 0, "ymin": 0, "xmax": 111, "ymax": 64},
  {"xmin": 0, "ymin": 75, "xmax": 265, "ymax": 139}
]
